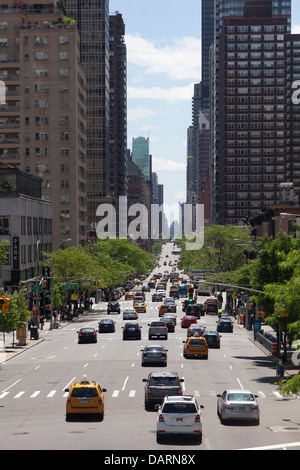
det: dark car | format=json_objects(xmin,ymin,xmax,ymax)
[
  {"xmin": 205, "ymin": 300, "xmax": 218, "ymax": 314},
  {"xmin": 160, "ymin": 316, "xmax": 175, "ymax": 332},
  {"xmin": 98, "ymin": 319, "xmax": 115, "ymax": 333},
  {"xmin": 143, "ymin": 372, "xmax": 184, "ymax": 409},
  {"xmin": 187, "ymin": 323, "xmax": 206, "ymax": 337},
  {"xmin": 152, "ymin": 292, "xmax": 163, "ymax": 302},
  {"xmin": 141, "ymin": 345, "xmax": 168, "ymax": 366},
  {"xmin": 182, "ymin": 299, "xmax": 195, "ymax": 312},
  {"xmin": 203, "ymin": 330, "xmax": 221, "ymax": 348},
  {"xmin": 77, "ymin": 327, "xmax": 97, "ymax": 344},
  {"xmin": 122, "ymin": 322, "xmax": 142, "ymax": 340},
  {"xmin": 107, "ymin": 301, "xmax": 120, "ymax": 314},
  {"xmin": 217, "ymin": 318, "xmax": 233, "ymax": 333},
  {"xmin": 186, "ymin": 304, "xmax": 205, "ymax": 318},
  {"xmin": 142, "ymin": 285, "xmax": 150, "ymax": 292}
]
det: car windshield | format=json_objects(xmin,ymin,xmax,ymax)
[
  {"xmin": 189, "ymin": 338, "xmax": 206, "ymax": 345},
  {"xmin": 80, "ymin": 328, "xmax": 95, "ymax": 333},
  {"xmin": 227, "ymin": 393, "xmax": 255, "ymax": 402},
  {"xmin": 71, "ymin": 387, "xmax": 98, "ymax": 398},
  {"xmin": 162, "ymin": 403, "xmax": 197, "ymax": 413},
  {"xmin": 149, "ymin": 376, "xmax": 179, "ymax": 386}
]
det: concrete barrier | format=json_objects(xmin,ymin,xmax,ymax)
[{"xmin": 256, "ymin": 330, "xmax": 277, "ymax": 355}]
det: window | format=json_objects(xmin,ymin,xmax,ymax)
[
  {"xmin": 59, "ymin": 51, "xmax": 68, "ymax": 60},
  {"xmin": 59, "ymin": 68, "xmax": 69, "ymax": 77},
  {"xmin": 0, "ymin": 216, "xmax": 10, "ymax": 234},
  {"xmin": 35, "ymin": 51, "xmax": 49, "ymax": 60}
]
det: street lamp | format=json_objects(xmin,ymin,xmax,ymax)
[{"xmin": 50, "ymin": 238, "xmax": 71, "ymax": 330}]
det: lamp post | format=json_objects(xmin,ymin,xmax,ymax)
[
  {"xmin": 35, "ymin": 240, "xmax": 41, "ymax": 325},
  {"xmin": 49, "ymin": 238, "xmax": 71, "ymax": 330}
]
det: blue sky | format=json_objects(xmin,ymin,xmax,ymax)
[{"xmin": 109, "ymin": 0, "xmax": 300, "ymax": 210}]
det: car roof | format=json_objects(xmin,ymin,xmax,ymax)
[
  {"xmin": 99, "ymin": 319, "xmax": 114, "ymax": 323},
  {"xmin": 225, "ymin": 389, "xmax": 255, "ymax": 395},
  {"xmin": 164, "ymin": 395, "xmax": 195, "ymax": 402}
]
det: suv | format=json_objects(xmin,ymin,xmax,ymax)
[
  {"xmin": 156, "ymin": 395, "xmax": 204, "ymax": 443},
  {"xmin": 65, "ymin": 376, "xmax": 106, "ymax": 421},
  {"xmin": 122, "ymin": 322, "xmax": 142, "ymax": 340},
  {"xmin": 142, "ymin": 371, "xmax": 184, "ymax": 409},
  {"xmin": 186, "ymin": 304, "xmax": 204, "ymax": 318},
  {"xmin": 107, "ymin": 301, "xmax": 120, "ymax": 314}
]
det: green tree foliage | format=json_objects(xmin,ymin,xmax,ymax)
[
  {"xmin": 0, "ymin": 288, "xmax": 29, "ymax": 335},
  {"xmin": 178, "ymin": 225, "xmax": 251, "ymax": 273}
]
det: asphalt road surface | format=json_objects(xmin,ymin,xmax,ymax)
[{"xmin": 0, "ymin": 244, "xmax": 299, "ymax": 452}]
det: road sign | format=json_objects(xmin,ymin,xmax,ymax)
[
  {"xmin": 30, "ymin": 285, "xmax": 43, "ymax": 293},
  {"xmin": 61, "ymin": 284, "xmax": 78, "ymax": 290}
]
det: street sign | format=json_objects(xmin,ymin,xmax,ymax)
[
  {"xmin": 30, "ymin": 285, "xmax": 43, "ymax": 293},
  {"xmin": 61, "ymin": 284, "xmax": 78, "ymax": 290}
]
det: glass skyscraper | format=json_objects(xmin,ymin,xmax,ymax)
[{"xmin": 132, "ymin": 137, "xmax": 151, "ymax": 182}]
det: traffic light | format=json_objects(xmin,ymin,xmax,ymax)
[
  {"xmin": 42, "ymin": 280, "xmax": 48, "ymax": 289},
  {"xmin": 188, "ymin": 286, "xmax": 194, "ymax": 301},
  {"xmin": 0, "ymin": 295, "xmax": 10, "ymax": 314}
]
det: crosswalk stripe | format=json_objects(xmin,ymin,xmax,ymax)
[
  {"xmin": 47, "ymin": 390, "xmax": 56, "ymax": 398},
  {"xmin": 129, "ymin": 390, "xmax": 136, "ymax": 397},
  {"xmin": 30, "ymin": 391, "xmax": 41, "ymax": 398},
  {"xmin": 0, "ymin": 392, "xmax": 9, "ymax": 399},
  {"xmin": 112, "ymin": 390, "xmax": 119, "ymax": 398},
  {"xmin": 14, "ymin": 391, "xmax": 25, "ymax": 399}
]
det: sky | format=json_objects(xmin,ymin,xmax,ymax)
[{"xmin": 109, "ymin": 0, "xmax": 300, "ymax": 211}]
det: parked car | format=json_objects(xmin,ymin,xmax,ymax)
[
  {"xmin": 156, "ymin": 395, "xmax": 204, "ymax": 443},
  {"xmin": 181, "ymin": 315, "xmax": 197, "ymax": 328},
  {"xmin": 143, "ymin": 371, "xmax": 184, "ymax": 409},
  {"xmin": 217, "ymin": 389, "xmax": 260, "ymax": 424},
  {"xmin": 123, "ymin": 308, "xmax": 138, "ymax": 320},
  {"xmin": 122, "ymin": 322, "xmax": 142, "ymax": 340},
  {"xmin": 217, "ymin": 317, "xmax": 233, "ymax": 333},
  {"xmin": 203, "ymin": 330, "xmax": 221, "ymax": 348},
  {"xmin": 77, "ymin": 327, "xmax": 97, "ymax": 344},
  {"xmin": 141, "ymin": 345, "xmax": 168, "ymax": 366},
  {"xmin": 107, "ymin": 301, "xmax": 120, "ymax": 314},
  {"xmin": 98, "ymin": 319, "xmax": 115, "ymax": 333}
]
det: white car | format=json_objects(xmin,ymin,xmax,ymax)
[
  {"xmin": 156, "ymin": 395, "xmax": 204, "ymax": 443},
  {"xmin": 157, "ymin": 290, "xmax": 166, "ymax": 297},
  {"xmin": 123, "ymin": 308, "xmax": 138, "ymax": 320}
]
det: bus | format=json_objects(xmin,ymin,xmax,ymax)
[{"xmin": 178, "ymin": 285, "xmax": 188, "ymax": 297}]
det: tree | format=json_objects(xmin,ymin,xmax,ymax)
[
  {"xmin": 178, "ymin": 225, "xmax": 251, "ymax": 273},
  {"xmin": 0, "ymin": 288, "xmax": 30, "ymax": 345}
]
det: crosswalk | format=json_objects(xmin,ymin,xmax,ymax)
[{"xmin": 0, "ymin": 388, "xmax": 298, "ymax": 401}]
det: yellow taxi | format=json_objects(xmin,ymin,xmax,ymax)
[
  {"xmin": 182, "ymin": 334, "xmax": 208, "ymax": 359},
  {"xmin": 159, "ymin": 304, "xmax": 172, "ymax": 317},
  {"xmin": 125, "ymin": 291, "xmax": 135, "ymax": 299},
  {"xmin": 65, "ymin": 376, "xmax": 106, "ymax": 421},
  {"xmin": 134, "ymin": 302, "xmax": 146, "ymax": 313}
]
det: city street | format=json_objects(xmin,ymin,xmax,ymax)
[{"xmin": 0, "ymin": 247, "xmax": 299, "ymax": 452}]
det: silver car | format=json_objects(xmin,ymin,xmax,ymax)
[
  {"xmin": 156, "ymin": 395, "xmax": 204, "ymax": 443},
  {"xmin": 123, "ymin": 308, "xmax": 138, "ymax": 320},
  {"xmin": 141, "ymin": 344, "xmax": 168, "ymax": 366},
  {"xmin": 217, "ymin": 389, "xmax": 260, "ymax": 424}
]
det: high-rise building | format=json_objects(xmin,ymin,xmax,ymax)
[
  {"xmin": 218, "ymin": 0, "xmax": 289, "ymax": 224},
  {"xmin": 63, "ymin": 0, "xmax": 110, "ymax": 229},
  {"xmin": 109, "ymin": 12, "xmax": 127, "ymax": 200},
  {"xmin": 132, "ymin": 136, "xmax": 151, "ymax": 182},
  {"xmin": 209, "ymin": 0, "xmax": 292, "ymax": 223},
  {"xmin": 0, "ymin": 1, "xmax": 87, "ymax": 247}
]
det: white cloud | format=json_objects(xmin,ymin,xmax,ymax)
[
  {"xmin": 128, "ymin": 84, "xmax": 194, "ymax": 102},
  {"xmin": 292, "ymin": 24, "xmax": 300, "ymax": 34},
  {"xmin": 127, "ymin": 106, "xmax": 157, "ymax": 121},
  {"xmin": 126, "ymin": 33, "xmax": 201, "ymax": 81},
  {"xmin": 152, "ymin": 157, "xmax": 186, "ymax": 172}
]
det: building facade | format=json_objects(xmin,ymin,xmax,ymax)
[
  {"xmin": 218, "ymin": 2, "xmax": 288, "ymax": 224},
  {"xmin": 0, "ymin": 1, "xmax": 87, "ymax": 248}
]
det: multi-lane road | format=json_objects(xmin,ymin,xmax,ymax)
[{"xmin": 0, "ymin": 243, "xmax": 299, "ymax": 452}]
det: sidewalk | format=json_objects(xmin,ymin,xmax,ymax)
[{"xmin": 232, "ymin": 314, "xmax": 300, "ymax": 377}]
